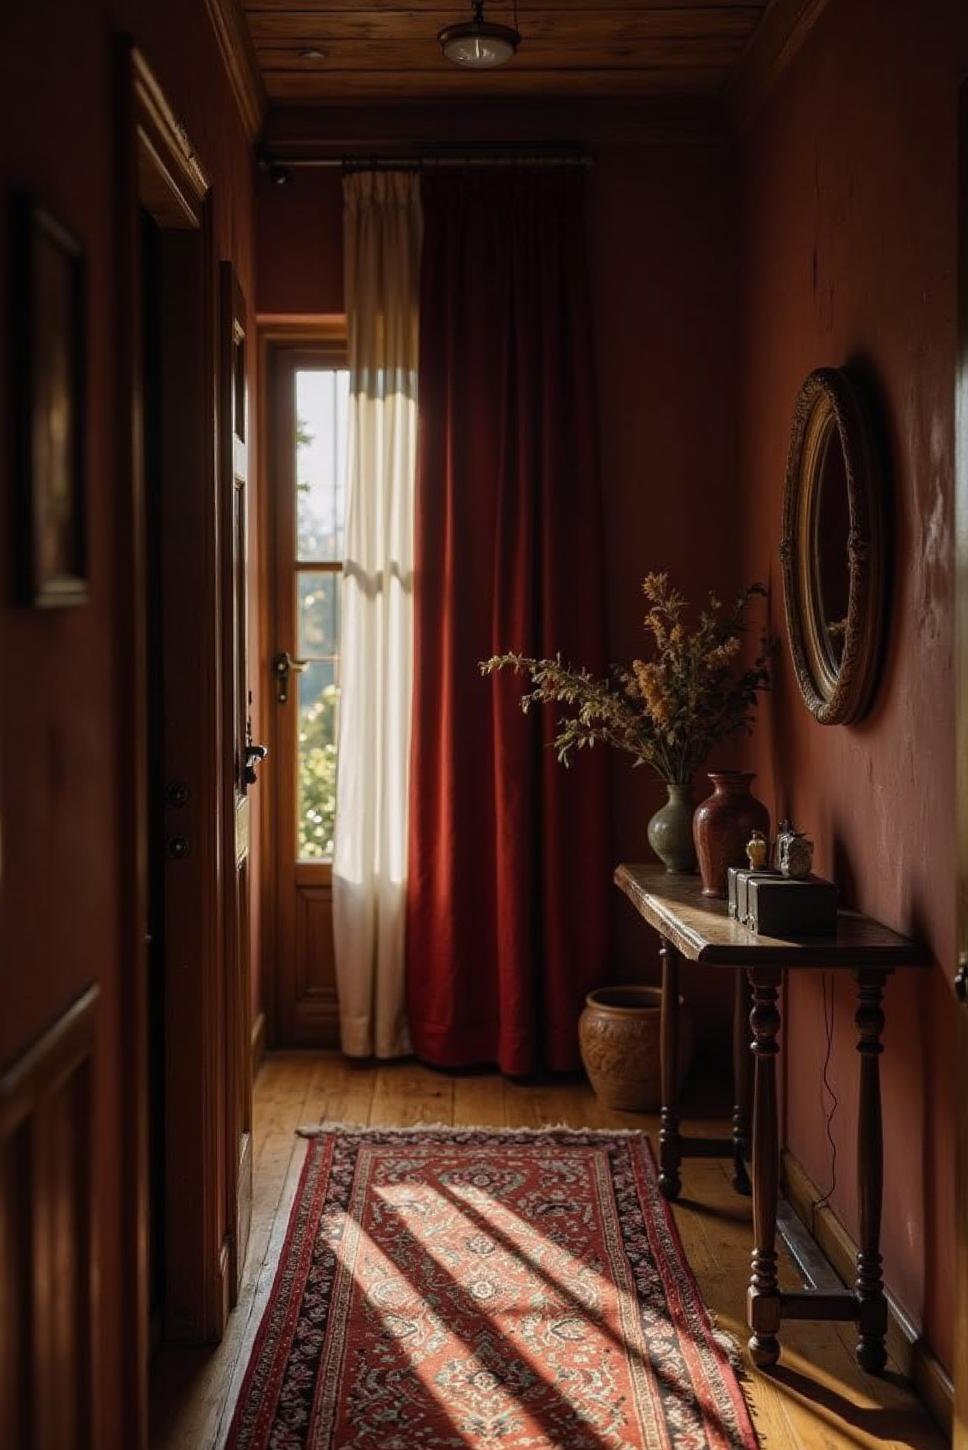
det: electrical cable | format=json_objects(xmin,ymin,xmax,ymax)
[{"xmin": 812, "ymin": 971, "xmax": 839, "ymax": 1221}]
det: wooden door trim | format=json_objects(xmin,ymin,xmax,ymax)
[
  {"xmin": 954, "ymin": 76, "xmax": 968, "ymax": 1450},
  {"xmin": 115, "ymin": 36, "xmax": 153, "ymax": 1449},
  {"xmin": 132, "ymin": 47, "xmax": 209, "ymax": 228}
]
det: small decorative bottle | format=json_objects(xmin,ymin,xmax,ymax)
[
  {"xmin": 746, "ymin": 830, "xmax": 769, "ymax": 870},
  {"xmin": 779, "ymin": 829, "xmax": 814, "ymax": 879}
]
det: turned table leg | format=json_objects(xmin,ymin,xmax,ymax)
[
  {"xmin": 747, "ymin": 966, "xmax": 782, "ymax": 1368},
  {"xmin": 855, "ymin": 968, "xmax": 889, "ymax": 1372},
  {"xmin": 658, "ymin": 937, "xmax": 683, "ymax": 1201},
  {"xmin": 732, "ymin": 968, "xmax": 753, "ymax": 1195}
]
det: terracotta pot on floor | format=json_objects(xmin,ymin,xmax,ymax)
[
  {"xmin": 579, "ymin": 985, "xmax": 694, "ymax": 1112},
  {"xmin": 693, "ymin": 770, "xmax": 770, "ymax": 899}
]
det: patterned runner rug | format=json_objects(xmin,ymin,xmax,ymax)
[{"xmin": 226, "ymin": 1127, "xmax": 757, "ymax": 1450}]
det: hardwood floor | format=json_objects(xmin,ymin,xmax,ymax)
[{"xmin": 151, "ymin": 1052, "xmax": 945, "ymax": 1450}]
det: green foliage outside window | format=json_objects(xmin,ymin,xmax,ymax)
[
  {"xmin": 298, "ymin": 682, "xmax": 340, "ymax": 859},
  {"xmin": 294, "ymin": 403, "xmax": 344, "ymax": 860}
]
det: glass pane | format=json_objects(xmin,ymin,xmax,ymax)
[
  {"xmin": 297, "ymin": 664, "xmax": 339, "ymax": 861},
  {"xmin": 295, "ymin": 369, "xmax": 349, "ymax": 562},
  {"xmin": 298, "ymin": 571, "xmax": 340, "ymax": 660}
]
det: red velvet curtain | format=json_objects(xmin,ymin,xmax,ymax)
[{"xmin": 405, "ymin": 171, "xmax": 610, "ymax": 1076}]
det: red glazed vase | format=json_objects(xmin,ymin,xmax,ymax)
[{"xmin": 693, "ymin": 771, "xmax": 770, "ymax": 899}]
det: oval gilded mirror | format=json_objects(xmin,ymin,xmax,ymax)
[{"xmin": 780, "ymin": 368, "xmax": 884, "ymax": 725}]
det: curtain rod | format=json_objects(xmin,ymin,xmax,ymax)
[{"xmin": 257, "ymin": 149, "xmax": 593, "ymax": 182}]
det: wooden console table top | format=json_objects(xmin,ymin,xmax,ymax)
[{"xmin": 614, "ymin": 864, "xmax": 931, "ymax": 969}]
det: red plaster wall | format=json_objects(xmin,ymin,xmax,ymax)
[
  {"xmin": 256, "ymin": 166, "xmax": 344, "ymax": 315},
  {"xmin": 255, "ymin": 139, "xmax": 744, "ymax": 1041},
  {"xmin": 0, "ymin": 2, "xmax": 255, "ymax": 1440},
  {"xmin": 739, "ymin": 0, "xmax": 968, "ymax": 1369},
  {"xmin": 587, "ymin": 145, "xmax": 743, "ymax": 1040}
]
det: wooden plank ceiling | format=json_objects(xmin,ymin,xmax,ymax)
[{"xmin": 242, "ymin": 0, "xmax": 771, "ymax": 103}]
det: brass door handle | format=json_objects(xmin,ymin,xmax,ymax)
[{"xmin": 272, "ymin": 651, "xmax": 308, "ymax": 704}]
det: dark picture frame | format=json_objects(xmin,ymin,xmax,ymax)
[{"xmin": 10, "ymin": 193, "xmax": 88, "ymax": 606}]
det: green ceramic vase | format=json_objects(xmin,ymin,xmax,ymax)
[{"xmin": 647, "ymin": 783, "xmax": 697, "ymax": 873}]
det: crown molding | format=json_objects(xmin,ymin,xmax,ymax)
[
  {"xmin": 723, "ymin": 0, "xmax": 833, "ymax": 133},
  {"xmin": 205, "ymin": 0, "xmax": 265, "ymax": 141}
]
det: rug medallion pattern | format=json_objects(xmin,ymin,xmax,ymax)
[{"xmin": 226, "ymin": 1128, "xmax": 757, "ymax": 1450}]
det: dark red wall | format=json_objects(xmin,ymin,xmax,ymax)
[
  {"xmin": 256, "ymin": 137, "xmax": 744, "ymax": 1040},
  {"xmin": 739, "ymin": 0, "xmax": 968, "ymax": 1369},
  {"xmin": 0, "ymin": 2, "xmax": 255, "ymax": 1440},
  {"xmin": 257, "ymin": 166, "xmax": 343, "ymax": 315},
  {"xmin": 587, "ymin": 144, "xmax": 743, "ymax": 1039}
]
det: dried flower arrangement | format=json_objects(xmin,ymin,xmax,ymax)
[{"xmin": 481, "ymin": 573, "xmax": 771, "ymax": 786}]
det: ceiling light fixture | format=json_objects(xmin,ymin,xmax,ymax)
[
  {"xmin": 299, "ymin": 47, "xmax": 327, "ymax": 60},
  {"xmin": 438, "ymin": 0, "xmax": 521, "ymax": 69}
]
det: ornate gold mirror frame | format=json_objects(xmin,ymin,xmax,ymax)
[{"xmin": 780, "ymin": 367, "xmax": 885, "ymax": 725}]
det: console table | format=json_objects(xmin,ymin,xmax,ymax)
[{"xmin": 614, "ymin": 863, "xmax": 930, "ymax": 1372}]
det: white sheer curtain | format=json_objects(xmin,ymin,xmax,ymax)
[{"xmin": 333, "ymin": 171, "xmax": 421, "ymax": 1058}]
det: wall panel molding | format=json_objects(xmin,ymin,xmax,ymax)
[{"xmin": 0, "ymin": 985, "xmax": 100, "ymax": 1450}]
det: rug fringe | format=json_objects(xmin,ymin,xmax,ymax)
[
  {"xmin": 296, "ymin": 1120, "xmax": 650, "ymax": 1139},
  {"xmin": 705, "ymin": 1308, "xmax": 756, "ymax": 1391}
]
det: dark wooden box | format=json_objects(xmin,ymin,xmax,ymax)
[
  {"xmin": 748, "ymin": 874, "xmax": 838, "ymax": 936},
  {"xmin": 728, "ymin": 867, "xmax": 838, "ymax": 936},
  {"xmin": 727, "ymin": 867, "xmax": 777, "ymax": 923}
]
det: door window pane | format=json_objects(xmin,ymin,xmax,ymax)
[
  {"xmin": 298, "ymin": 665, "xmax": 339, "ymax": 861},
  {"xmin": 298, "ymin": 571, "xmax": 340, "ymax": 661},
  {"xmin": 295, "ymin": 369, "xmax": 348, "ymax": 562}
]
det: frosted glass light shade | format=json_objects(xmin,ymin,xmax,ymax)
[{"xmin": 438, "ymin": 19, "xmax": 520, "ymax": 67}]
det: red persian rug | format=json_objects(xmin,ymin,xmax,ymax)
[{"xmin": 226, "ymin": 1127, "xmax": 757, "ymax": 1450}]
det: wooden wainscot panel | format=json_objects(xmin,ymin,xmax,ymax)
[
  {"xmin": 294, "ymin": 871, "xmax": 339, "ymax": 1045},
  {"xmin": 0, "ymin": 984, "xmax": 100, "ymax": 1449}
]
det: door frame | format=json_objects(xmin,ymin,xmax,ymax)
[
  {"xmin": 257, "ymin": 321, "xmax": 346, "ymax": 1048},
  {"xmin": 955, "ymin": 76, "xmax": 968, "ymax": 1450},
  {"xmin": 116, "ymin": 41, "xmax": 236, "ymax": 1440}
]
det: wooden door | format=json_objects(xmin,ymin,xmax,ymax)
[
  {"xmin": 269, "ymin": 343, "xmax": 347, "ymax": 1046},
  {"xmin": 128, "ymin": 54, "xmax": 232, "ymax": 1352},
  {"xmin": 956, "ymin": 78, "xmax": 968, "ymax": 1450},
  {"xmin": 220, "ymin": 265, "xmax": 260, "ymax": 1294}
]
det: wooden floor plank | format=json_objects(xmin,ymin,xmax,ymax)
[
  {"xmin": 302, "ymin": 1052, "xmax": 378, "ymax": 1128},
  {"xmin": 151, "ymin": 1053, "xmax": 942, "ymax": 1450},
  {"xmin": 369, "ymin": 1059, "xmax": 455, "ymax": 1126},
  {"xmin": 453, "ymin": 1071, "xmax": 508, "ymax": 1127}
]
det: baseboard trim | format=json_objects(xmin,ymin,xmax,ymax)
[
  {"xmin": 781, "ymin": 1148, "xmax": 953, "ymax": 1436},
  {"xmin": 251, "ymin": 1012, "xmax": 267, "ymax": 1077}
]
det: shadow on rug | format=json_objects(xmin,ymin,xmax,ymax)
[{"xmin": 226, "ymin": 1126, "xmax": 758, "ymax": 1449}]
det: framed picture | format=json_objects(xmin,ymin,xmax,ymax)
[{"xmin": 11, "ymin": 193, "xmax": 88, "ymax": 606}]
